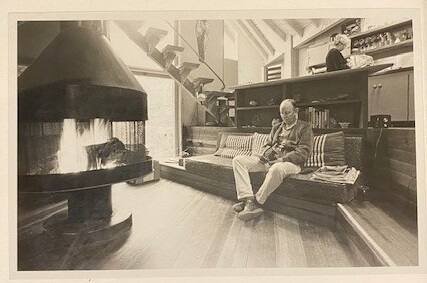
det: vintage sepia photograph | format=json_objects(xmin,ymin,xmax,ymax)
[{"xmin": 10, "ymin": 5, "xmax": 425, "ymax": 280}]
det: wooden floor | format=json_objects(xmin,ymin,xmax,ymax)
[{"xmin": 18, "ymin": 179, "xmax": 372, "ymax": 270}]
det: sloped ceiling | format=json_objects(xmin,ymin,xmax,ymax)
[
  {"xmin": 226, "ymin": 19, "xmax": 334, "ymax": 63},
  {"xmin": 18, "ymin": 19, "xmax": 336, "ymax": 67}
]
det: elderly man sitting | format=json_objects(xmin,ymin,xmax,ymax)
[{"xmin": 232, "ymin": 99, "xmax": 314, "ymax": 221}]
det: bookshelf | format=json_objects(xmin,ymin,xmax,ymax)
[{"xmin": 231, "ymin": 64, "xmax": 392, "ymax": 129}]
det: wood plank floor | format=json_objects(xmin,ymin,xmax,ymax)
[{"xmin": 18, "ymin": 179, "xmax": 371, "ymax": 270}]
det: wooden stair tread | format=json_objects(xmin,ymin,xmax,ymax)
[
  {"xmin": 193, "ymin": 77, "xmax": 214, "ymax": 84},
  {"xmin": 162, "ymin": 44, "xmax": 184, "ymax": 53},
  {"xmin": 179, "ymin": 62, "xmax": 200, "ymax": 70},
  {"xmin": 338, "ymin": 198, "xmax": 418, "ymax": 266}
]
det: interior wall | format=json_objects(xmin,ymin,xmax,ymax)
[
  {"xmin": 223, "ymin": 23, "xmax": 238, "ymax": 87},
  {"xmin": 224, "ymin": 59, "xmax": 238, "ymax": 86},
  {"xmin": 237, "ymin": 31, "xmax": 265, "ymax": 84},
  {"xmin": 136, "ymin": 75, "xmax": 176, "ymax": 159}
]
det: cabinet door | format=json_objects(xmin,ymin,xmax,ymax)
[
  {"xmin": 408, "ymin": 71, "xmax": 414, "ymax": 120},
  {"xmin": 368, "ymin": 72, "xmax": 408, "ymax": 121},
  {"xmin": 368, "ymin": 77, "xmax": 380, "ymax": 118}
]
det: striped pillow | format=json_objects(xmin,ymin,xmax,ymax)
[
  {"xmin": 251, "ymin": 133, "xmax": 270, "ymax": 156},
  {"xmin": 217, "ymin": 135, "xmax": 252, "ymax": 159},
  {"xmin": 305, "ymin": 131, "xmax": 346, "ymax": 167}
]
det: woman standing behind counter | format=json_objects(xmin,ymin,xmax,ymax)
[{"xmin": 326, "ymin": 34, "xmax": 351, "ymax": 72}]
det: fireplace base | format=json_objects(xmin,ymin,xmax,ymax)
[{"xmin": 43, "ymin": 185, "xmax": 132, "ymax": 244}]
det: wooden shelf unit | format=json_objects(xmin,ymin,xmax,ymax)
[
  {"xmin": 348, "ymin": 20, "xmax": 412, "ymax": 40},
  {"xmin": 296, "ymin": 99, "xmax": 361, "ymax": 108},
  {"xmin": 362, "ymin": 39, "xmax": 413, "ymax": 56},
  {"xmin": 237, "ymin": 105, "xmax": 279, "ymax": 111},
  {"xmin": 350, "ymin": 20, "xmax": 413, "ymax": 57},
  {"xmin": 231, "ymin": 64, "xmax": 392, "ymax": 129}
]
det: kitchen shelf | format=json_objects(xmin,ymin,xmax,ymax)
[
  {"xmin": 237, "ymin": 105, "xmax": 279, "ymax": 111},
  {"xmin": 349, "ymin": 19, "xmax": 412, "ymax": 40},
  {"xmin": 362, "ymin": 39, "xmax": 413, "ymax": 56},
  {"xmin": 296, "ymin": 99, "xmax": 361, "ymax": 108}
]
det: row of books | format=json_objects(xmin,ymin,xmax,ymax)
[{"xmin": 299, "ymin": 107, "xmax": 331, "ymax": 129}]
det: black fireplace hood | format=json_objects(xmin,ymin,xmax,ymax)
[{"xmin": 18, "ymin": 26, "xmax": 147, "ymax": 122}]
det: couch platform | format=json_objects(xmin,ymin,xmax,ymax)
[
  {"xmin": 185, "ymin": 154, "xmax": 358, "ymax": 204},
  {"xmin": 161, "ymin": 161, "xmax": 340, "ymax": 227}
]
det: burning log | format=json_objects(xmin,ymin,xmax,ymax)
[
  {"xmin": 86, "ymin": 137, "xmax": 147, "ymax": 170},
  {"xmin": 32, "ymin": 137, "xmax": 147, "ymax": 175}
]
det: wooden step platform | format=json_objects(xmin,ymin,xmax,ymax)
[
  {"xmin": 192, "ymin": 77, "xmax": 214, "ymax": 92},
  {"xmin": 337, "ymin": 193, "xmax": 418, "ymax": 266}
]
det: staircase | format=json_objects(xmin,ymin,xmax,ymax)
[{"xmin": 115, "ymin": 21, "xmax": 218, "ymax": 123}]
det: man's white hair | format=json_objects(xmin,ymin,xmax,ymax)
[
  {"xmin": 333, "ymin": 34, "xmax": 350, "ymax": 47},
  {"xmin": 280, "ymin": 99, "xmax": 296, "ymax": 110}
]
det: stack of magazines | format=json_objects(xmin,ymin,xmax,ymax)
[{"xmin": 311, "ymin": 165, "xmax": 360, "ymax": 184}]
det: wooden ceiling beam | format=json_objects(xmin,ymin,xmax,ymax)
[
  {"xmin": 309, "ymin": 19, "xmax": 321, "ymax": 27},
  {"xmin": 246, "ymin": 19, "xmax": 275, "ymax": 56},
  {"xmin": 262, "ymin": 19, "xmax": 287, "ymax": 42},
  {"xmin": 280, "ymin": 19, "xmax": 304, "ymax": 37},
  {"xmin": 235, "ymin": 20, "xmax": 268, "ymax": 59}
]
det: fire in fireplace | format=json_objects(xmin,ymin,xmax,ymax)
[{"xmin": 57, "ymin": 119, "xmax": 112, "ymax": 173}]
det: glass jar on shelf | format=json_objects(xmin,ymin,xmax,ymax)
[
  {"xmin": 379, "ymin": 33, "xmax": 386, "ymax": 47},
  {"xmin": 407, "ymin": 29, "xmax": 413, "ymax": 39},
  {"xmin": 400, "ymin": 29, "xmax": 408, "ymax": 41},
  {"xmin": 385, "ymin": 32, "xmax": 393, "ymax": 45},
  {"xmin": 394, "ymin": 31, "xmax": 401, "ymax": 43}
]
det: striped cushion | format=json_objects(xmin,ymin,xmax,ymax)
[
  {"xmin": 216, "ymin": 135, "xmax": 252, "ymax": 159},
  {"xmin": 305, "ymin": 131, "xmax": 346, "ymax": 167},
  {"xmin": 251, "ymin": 132, "xmax": 270, "ymax": 156}
]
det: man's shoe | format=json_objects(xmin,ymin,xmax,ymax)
[
  {"xmin": 238, "ymin": 200, "xmax": 263, "ymax": 221},
  {"xmin": 232, "ymin": 201, "xmax": 245, "ymax": 213}
]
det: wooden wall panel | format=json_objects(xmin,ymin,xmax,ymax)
[{"xmin": 365, "ymin": 128, "xmax": 417, "ymax": 207}]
